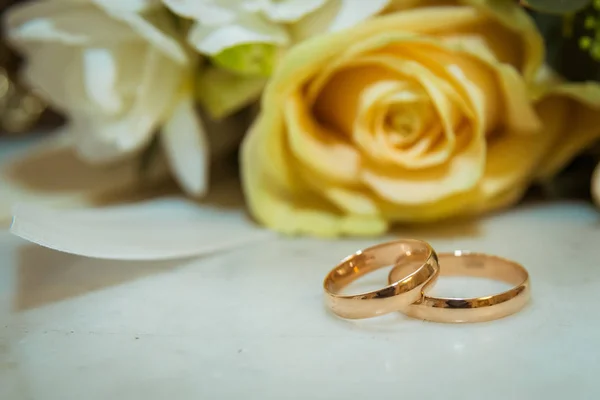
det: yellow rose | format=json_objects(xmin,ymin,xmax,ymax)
[
  {"xmin": 241, "ymin": 0, "xmax": 550, "ymax": 237},
  {"xmin": 532, "ymin": 78, "xmax": 600, "ymax": 205},
  {"xmin": 533, "ymin": 80, "xmax": 600, "ymax": 180}
]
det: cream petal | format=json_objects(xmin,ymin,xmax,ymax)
[
  {"xmin": 69, "ymin": 115, "xmax": 152, "ymax": 163},
  {"xmin": 592, "ymin": 162, "xmax": 600, "ymax": 209},
  {"xmin": 91, "ymin": 0, "xmax": 162, "ymax": 13},
  {"xmin": 108, "ymin": 9, "xmax": 188, "ymax": 64},
  {"xmin": 187, "ymin": 14, "xmax": 289, "ymax": 55},
  {"xmin": 163, "ymin": 0, "xmax": 242, "ymax": 23},
  {"xmin": 261, "ymin": 0, "xmax": 327, "ymax": 23},
  {"xmin": 19, "ymin": 44, "xmax": 77, "ymax": 111},
  {"xmin": 10, "ymin": 194, "xmax": 273, "ymax": 261},
  {"xmin": 5, "ymin": 1, "xmax": 136, "ymax": 45},
  {"xmin": 81, "ymin": 47, "xmax": 123, "ymax": 115},
  {"xmin": 72, "ymin": 48, "xmax": 183, "ymax": 162},
  {"xmin": 291, "ymin": 0, "xmax": 390, "ymax": 41},
  {"xmin": 161, "ymin": 90, "xmax": 209, "ymax": 197}
]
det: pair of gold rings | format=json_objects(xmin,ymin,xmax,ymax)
[{"xmin": 323, "ymin": 239, "xmax": 530, "ymax": 323}]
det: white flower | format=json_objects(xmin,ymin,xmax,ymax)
[
  {"xmin": 5, "ymin": 0, "xmax": 210, "ymax": 196},
  {"xmin": 163, "ymin": 0, "xmax": 391, "ymax": 56}
]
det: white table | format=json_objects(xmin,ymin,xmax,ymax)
[{"xmin": 1, "ymin": 198, "xmax": 599, "ymax": 400}]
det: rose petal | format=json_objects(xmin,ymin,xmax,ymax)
[
  {"xmin": 311, "ymin": 50, "xmax": 468, "ymax": 168},
  {"xmin": 242, "ymin": 5, "xmax": 527, "ymax": 234},
  {"xmin": 267, "ymin": 7, "xmax": 482, "ymax": 101},
  {"xmin": 241, "ymin": 116, "xmax": 388, "ymax": 237},
  {"xmin": 534, "ymin": 83, "xmax": 600, "ymax": 179},
  {"xmin": 285, "ymin": 92, "xmax": 361, "ymax": 184},
  {"xmin": 438, "ymin": 35, "xmax": 541, "ymax": 133},
  {"xmin": 464, "ymin": 0, "xmax": 543, "ymax": 82},
  {"xmin": 312, "ymin": 63, "xmax": 400, "ymax": 137},
  {"xmin": 291, "ymin": 0, "xmax": 390, "ymax": 40},
  {"xmin": 323, "ymin": 186, "xmax": 381, "ymax": 215},
  {"xmin": 362, "ymin": 124, "xmax": 485, "ymax": 205}
]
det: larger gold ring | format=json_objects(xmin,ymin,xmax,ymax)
[
  {"xmin": 323, "ymin": 239, "xmax": 439, "ymax": 319},
  {"xmin": 388, "ymin": 251, "xmax": 530, "ymax": 323}
]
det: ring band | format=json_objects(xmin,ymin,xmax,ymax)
[
  {"xmin": 323, "ymin": 239, "xmax": 439, "ymax": 319},
  {"xmin": 388, "ymin": 251, "xmax": 530, "ymax": 323}
]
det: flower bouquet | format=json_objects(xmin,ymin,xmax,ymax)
[{"xmin": 2, "ymin": 0, "xmax": 600, "ymax": 256}]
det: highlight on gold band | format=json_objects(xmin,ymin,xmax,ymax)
[
  {"xmin": 323, "ymin": 239, "xmax": 439, "ymax": 319},
  {"xmin": 388, "ymin": 251, "xmax": 530, "ymax": 323}
]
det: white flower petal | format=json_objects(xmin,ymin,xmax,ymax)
[
  {"xmin": 261, "ymin": 0, "xmax": 327, "ymax": 22},
  {"xmin": 593, "ymin": 162, "xmax": 600, "ymax": 208},
  {"xmin": 10, "ymin": 194, "xmax": 273, "ymax": 261},
  {"xmin": 19, "ymin": 44, "xmax": 78, "ymax": 111},
  {"xmin": 161, "ymin": 90, "xmax": 209, "ymax": 197},
  {"xmin": 103, "ymin": 8, "xmax": 189, "ymax": 64},
  {"xmin": 5, "ymin": 1, "xmax": 137, "ymax": 45},
  {"xmin": 91, "ymin": 0, "xmax": 162, "ymax": 13},
  {"xmin": 82, "ymin": 47, "xmax": 123, "ymax": 115},
  {"xmin": 71, "ymin": 48, "xmax": 184, "ymax": 162},
  {"xmin": 187, "ymin": 13, "xmax": 288, "ymax": 55},
  {"xmin": 163, "ymin": 0, "xmax": 243, "ymax": 24},
  {"xmin": 291, "ymin": 0, "xmax": 390, "ymax": 41}
]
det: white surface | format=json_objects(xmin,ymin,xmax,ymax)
[{"xmin": 1, "ymin": 201, "xmax": 600, "ymax": 400}]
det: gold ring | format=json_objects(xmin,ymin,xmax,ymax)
[
  {"xmin": 388, "ymin": 251, "xmax": 530, "ymax": 323},
  {"xmin": 323, "ymin": 239, "xmax": 439, "ymax": 319}
]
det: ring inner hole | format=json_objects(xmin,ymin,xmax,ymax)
[
  {"xmin": 390, "ymin": 253, "xmax": 525, "ymax": 298},
  {"xmin": 427, "ymin": 276, "xmax": 514, "ymax": 298}
]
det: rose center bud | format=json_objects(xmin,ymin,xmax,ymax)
[{"xmin": 384, "ymin": 98, "xmax": 435, "ymax": 147}]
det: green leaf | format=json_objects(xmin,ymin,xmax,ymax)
[
  {"xmin": 521, "ymin": 0, "xmax": 592, "ymax": 14},
  {"xmin": 196, "ymin": 67, "xmax": 266, "ymax": 119},
  {"xmin": 210, "ymin": 43, "xmax": 278, "ymax": 77}
]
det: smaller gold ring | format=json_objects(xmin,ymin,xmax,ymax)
[
  {"xmin": 388, "ymin": 251, "xmax": 530, "ymax": 323},
  {"xmin": 323, "ymin": 239, "xmax": 439, "ymax": 319}
]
